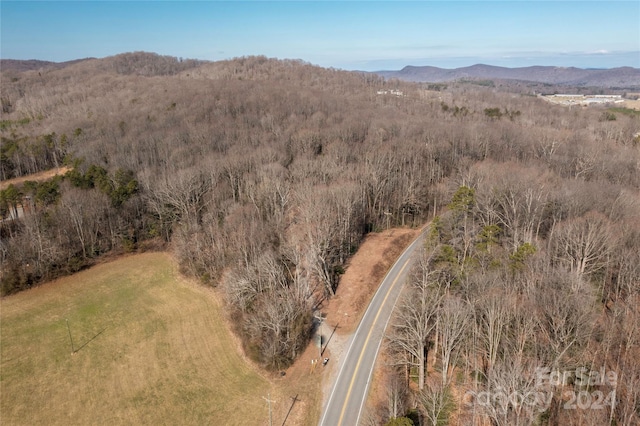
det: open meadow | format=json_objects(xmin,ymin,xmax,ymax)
[{"xmin": 0, "ymin": 253, "xmax": 281, "ymax": 425}]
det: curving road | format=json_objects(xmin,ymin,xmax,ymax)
[{"xmin": 319, "ymin": 231, "xmax": 425, "ymax": 426}]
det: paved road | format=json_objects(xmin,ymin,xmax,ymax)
[{"xmin": 319, "ymin": 231, "xmax": 425, "ymax": 426}]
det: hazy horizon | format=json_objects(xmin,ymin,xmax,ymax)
[{"xmin": 2, "ymin": 1, "xmax": 639, "ymax": 71}]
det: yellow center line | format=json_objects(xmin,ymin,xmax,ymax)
[{"xmin": 336, "ymin": 255, "xmax": 413, "ymax": 426}]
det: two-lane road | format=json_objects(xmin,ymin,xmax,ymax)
[{"xmin": 319, "ymin": 232, "xmax": 425, "ymax": 426}]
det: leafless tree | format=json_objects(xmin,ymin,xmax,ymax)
[
  {"xmin": 388, "ymin": 253, "xmax": 444, "ymax": 390},
  {"xmin": 608, "ymin": 297, "xmax": 640, "ymax": 426},
  {"xmin": 384, "ymin": 372, "xmax": 410, "ymax": 421},
  {"xmin": 504, "ymin": 297, "xmax": 538, "ymax": 366},
  {"xmin": 418, "ymin": 380, "xmax": 453, "ymax": 426},
  {"xmin": 480, "ymin": 359, "xmax": 543, "ymax": 426},
  {"xmin": 535, "ymin": 275, "xmax": 596, "ymax": 366},
  {"xmin": 246, "ymin": 285, "xmax": 312, "ymax": 369},
  {"xmin": 144, "ymin": 167, "xmax": 210, "ymax": 236},
  {"xmin": 550, "ymin": 211, "xmax": 613, "ymax": 282},
  {"xmin": 438, "ymin": 295, "xmax": 471, "ymax": 386},
  {"xmin": 476, "ymin": 284, "xmax": 514, "ymax": 375},
  {"xmin": 473, "ymin": 161, "xmax": 551, "ymax": 251},
  {"xmin": 297, "ymin": 183, "xmax": 361, "ymax": 296},
  {"xmin": 58, "ymin": 186, "xmax": 110, "ymax": 259}
]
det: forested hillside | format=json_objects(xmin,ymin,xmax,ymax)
[{"xmin": 2, "ymin": 54, "xmax": 639, "ymax": 423}]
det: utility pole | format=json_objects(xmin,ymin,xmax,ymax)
[
  {"xmin": 384, "ymin": 211, "xmax": 392, "ymax": 230},
  {"xmin": 319, "ymin": 316, "xmax": 323, "ymax": 357},
  {"xmin": 263, "ymin": 393, "xmax": 275, "ymax": 426},
  {"xmin": 315, "ymin": 313, "xmax": 324, "ymax": 357}
]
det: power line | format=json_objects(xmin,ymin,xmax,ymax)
[{"xmin": 263, "ymin": 393, "xmax": 276, "ymax": 426}]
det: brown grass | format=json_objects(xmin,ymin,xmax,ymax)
[
  {"xmin": 0, "ymin": 252, "xmax": 294, "ymax": 425},
  {"xmin": 623, "ymin": 99, "xmax": 640, "ymax": 110}
]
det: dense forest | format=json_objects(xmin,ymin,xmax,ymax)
[{"xmin": 2, "ymin": 52, "xmax": 639, "ymax": 425}]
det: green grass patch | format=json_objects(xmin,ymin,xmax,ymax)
[
  {"xmin": 459, "ymin": 79, "xmax": 495, "ymax": 87},
  {"xmin": 608, "ymin": 107, "xmax": 640, "ymax": 117},
  {"xmin": 1, "ymin": 253, "xmax": 273, "ymax": 425},
  {"xmin": 0, "ymin": 117, "xmax": 31, "ymax": 131}
]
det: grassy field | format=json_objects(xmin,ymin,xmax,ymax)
[{"xmin": 0, "ymin": 253, "xmax": 283, "ymax": 425}]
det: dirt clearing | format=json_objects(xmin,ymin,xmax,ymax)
[{"xmin": 0, "ymin": 166, "xmax": 71, "ymax": 190}]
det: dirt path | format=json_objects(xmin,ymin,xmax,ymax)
[{"xmin": 0, "ymin": 166, "xmax": 70, "ymax": 190}]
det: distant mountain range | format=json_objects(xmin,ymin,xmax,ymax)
[
  {"xmin": 376, "ymin": 64, "xmax": 640, "ymax": 88},
  {"xmin": 0, "ymin": 58, "xmax": 95, "ymax": 72},
  {"xmin": 3, "ymin": 58, "xmax": 639, "ymax": 89}
]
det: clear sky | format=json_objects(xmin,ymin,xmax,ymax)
[{"xmin": 1, "ymin": 1, "xmax": 639, "ymax": 70}]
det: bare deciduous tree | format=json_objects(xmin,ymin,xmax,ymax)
[
  {"xmin": 536, "ymin": 277, "xmax": 596, "ymax": 365},
  {"xmin": 476, "ymin": 285, "xmax": 514, "ymax": 375},
  {"xmin": 480, "ymin": 359, "xmax": 542, "ymax": 426},
  {"xmin": 419, "ymin": 380, "xmax": 453, "ymax": 426},
  {"xmin": 438, "ymin": 296, "xmax": 470, "ymax": 386},
  {"xmin": 144, "ymin": 168, "xmax": 210, "ymax": 236},
  {"xmin": 551, "ymin": 211, "xmax": 613, "ymax": 282},
  {"xmin": 385, "ymin": 372, "xmax": 410, "ymax": 421},
  {"xmin": 389, "ymin": 253, "xmax": 444, "ymax": 390},
  {"xmin": 246, "ymin": 286, "xmax": 312, "ymax": 369}
]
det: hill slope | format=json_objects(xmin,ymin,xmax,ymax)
[{"xmin": 0, "ymin": 58, "xmax": 95, "ymax": 72}]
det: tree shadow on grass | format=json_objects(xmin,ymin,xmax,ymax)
[
  {"xmin": 321, "ymin": 322, "xmax": 339, "ymax": 357},
  {"xmin": 281, "ymin": 394, "xmax": 299, "ymax": 426},
  {"xmin": 72, "ymin": 327, "xmax": 107, "ymax": 354}
]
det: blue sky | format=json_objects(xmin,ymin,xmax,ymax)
[{"xmin": 2, "ymin": 1, "xmax": 639, "ymax": 70}]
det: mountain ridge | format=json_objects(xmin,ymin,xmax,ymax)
[
  {"xmin": 3, "ymin": 54, "xmax": 639, "ymax": 88},
  {"xmin": 0, "ymin": 58, "xmax": 95, "ymax": 72},
  {"xmin": 375, "ymin": 64, "xmax": 640, "ymax": 88}
]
